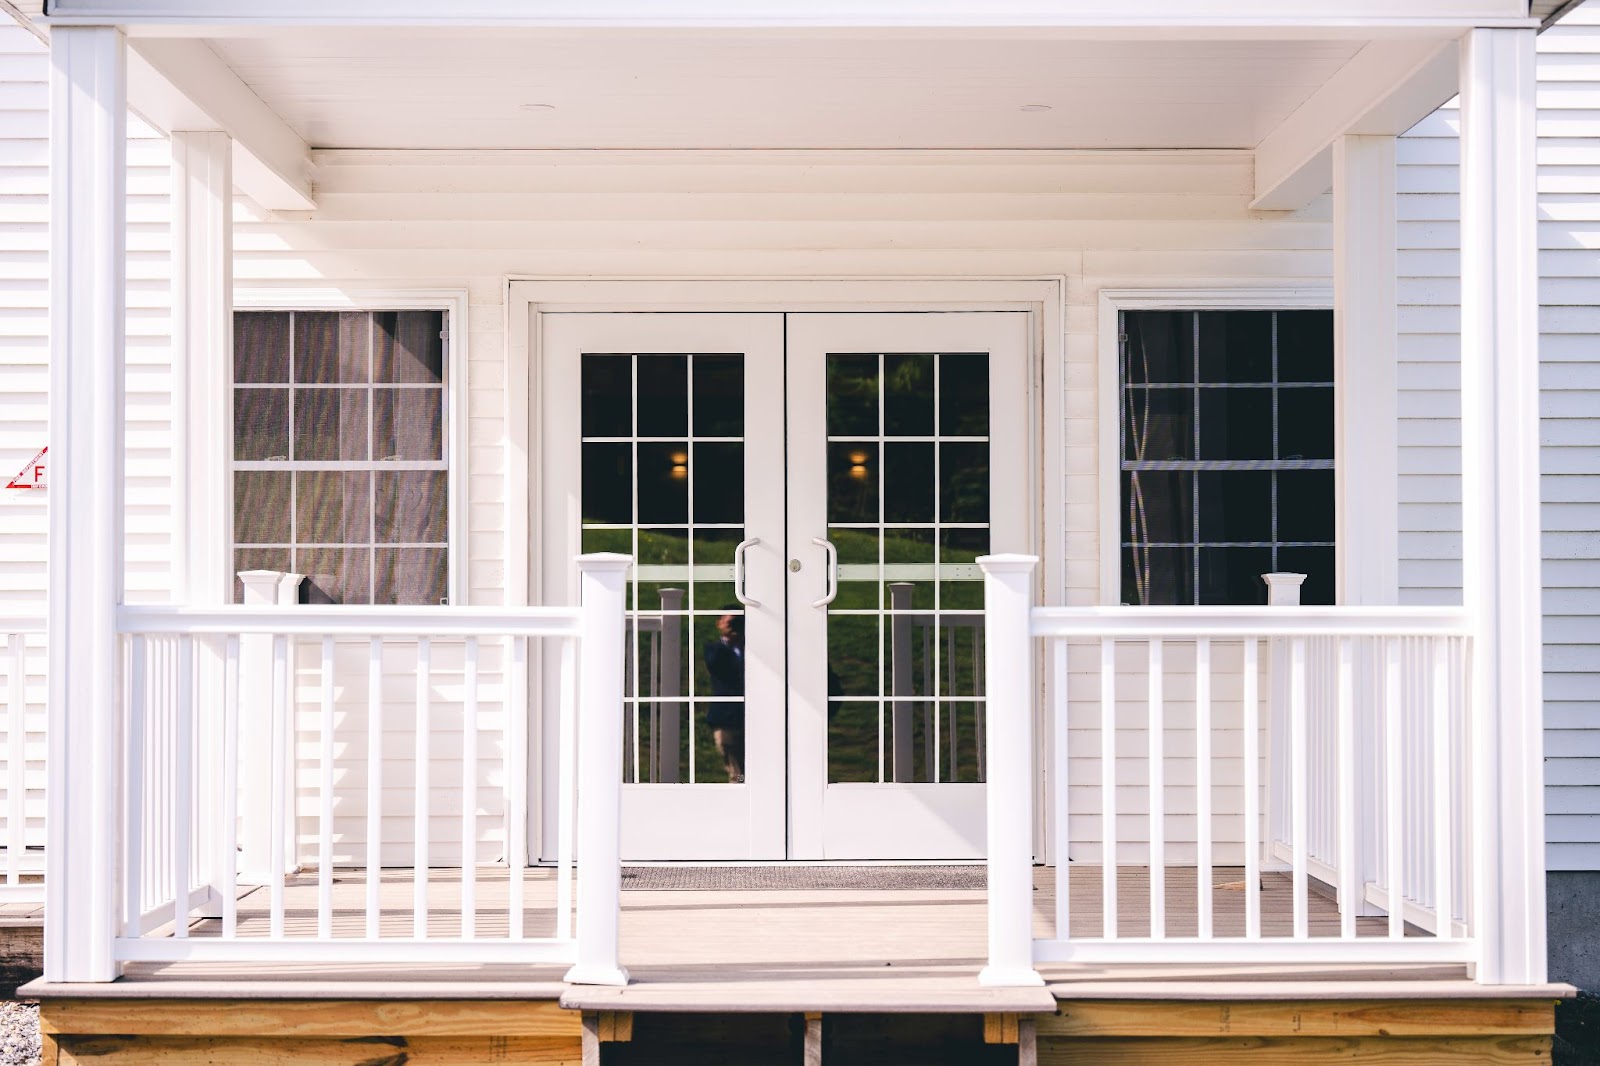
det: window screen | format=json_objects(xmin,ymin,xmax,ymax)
[
  {"xmin": 1119, "ymin": 309, "xmax": 1334, "ymax": 606},
  {"xmin": 232, "ymin": 309, "xmax": 449, "ymax": 605}
]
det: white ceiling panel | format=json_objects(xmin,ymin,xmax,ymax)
[{"xmin": 206, "ymin": 30, "xmax": 1365, "ymax": 150}]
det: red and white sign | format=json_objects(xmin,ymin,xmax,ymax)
[{"xmin": 6, "ymin": 447, "xmax": 46, "ymax": 490}]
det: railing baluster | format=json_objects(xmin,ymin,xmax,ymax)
[
  {"xmin": 124, "ymin": 635, "xmax": 146, "ymax": 935},
  {"xmin": 366, "ymin": 637, "xmax": 383, "ymax": 939},
  {"xmin": 947, "ymin": 625, "xmax": 958, "ymax": 780},
  {"xmin": 974, "ymin": 629, "xmax": 985, "ymax": 781},
  {"xmin": 6, "ymin": 633, "xmax": 24, "ymax": 886},
  {"xmin": 269, "ymin": 634, "xmax": 288, "ymax": 940},
  {"xmin": 172, "ymin": 635, "xmax": 194, "ymax": 938},
  {"xmin": 1290, "ymin": 635, "xmax": 1308, "ymax": 940},
  {"xmin": 926, "ymin": 623, "xmax": 938, "ymax": 783},
  {"xmin": 461, "ymin": 636, "xmax": 479, "ymax": 939},
  {"xmin": 507, "ymin": 635, "xmax": 529, "ymax": 941},
  {"xmin": 413, "ymin": 637, "xmax": 431, "ymax": 939},
  {"xmin": 319, "ymin": 636, "xmax": 335, "ymax": 940},
  {"xmin": 1147, "ymin": 640, "xmax": 1164, "ymax": 940},
  {"xmin": 1432, "ymin": 636, "xmax": 1452, "ymax": 938},
  {"xmin": 1196, "ymin": 637, "xmax": 1213, "ymax": 940},
  {"xmin": 557, "ymin": 635, "xmax": 578, "ymax": 941},
  {"xmin": 1385, "ymin": 636, "xmax": 1404, "ymax": 939},
  {"xmin": 1243, "ymin": 638, "xmax": 1261, "ymax": 940},
  {"xmin": 222, "ymin": 636, "xmax": 240, "ymax": 939},
  {"xmin": 1337, "ymin": 636, "xmax": 1358, "ymax": 940},
  {"xmin": 1052, "ymin": 637, "xmax": 1070, "ymax": 943},
  {"xmin": 1100, "ymin": 637, "xmax": 1117, "ymax": 938}
]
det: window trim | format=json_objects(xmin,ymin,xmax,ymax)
[
  {"xmin": 232, "ymin": 287, "xmax": 469, "ymax": 606},
  {"xmin": 1096, "ymin": 288, "xmax": 1333, "ymax": 606}
]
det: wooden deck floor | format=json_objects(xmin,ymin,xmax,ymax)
[{"xmin": 17, "ymin": 865, "xmax": 1560, "ymax": 1011}]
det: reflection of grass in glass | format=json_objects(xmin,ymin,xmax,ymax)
[
  {"xmin": 580, "ymin": 526, "xmax": 747, "ymax": 568},
  {"xmin": 828, "ymin": 703, "xmax": 879, "ymax": 783}
]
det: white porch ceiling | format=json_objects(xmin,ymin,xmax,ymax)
[{"xmin": 205, "ymin": 30, "xmax": 1366, "ymax": 151}]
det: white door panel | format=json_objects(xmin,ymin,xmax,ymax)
[{"xmin": 539, "ymin": 312, "xmax": 787, "ymax": 860}]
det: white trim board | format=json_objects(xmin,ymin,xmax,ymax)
[
  {"xmin": 1095, "ymin": 287, "xmax": 1336, "ymax": 607},
  {"xmin": 504, "ymin": 275, "xmax": 1066, "ymax": 863}
]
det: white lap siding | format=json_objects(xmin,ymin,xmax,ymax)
[
  {"xmin": 1395, "ymin": 2, "xmax": 1600, "ymax": 871},
  {"xmin": 4, "ymin": 0, "xmax": 1596, "ymax": 869},
  {"xmin": 0, "ymin": 20, "xmax": 173, "ymax": 858}
]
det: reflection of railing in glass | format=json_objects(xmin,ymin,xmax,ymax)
[
  {"xmin": 887, "ymin": 582, "xmax": 985, "ymax": 784},
  {"xmin": 623, "ymin": 588, "xmax": 683, "ymax": 784}
]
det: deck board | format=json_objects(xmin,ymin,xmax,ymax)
[{"xmin": 20, "ymin": 866, "xmax": 1575, "ymax": 1007}]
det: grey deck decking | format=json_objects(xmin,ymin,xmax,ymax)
[{"xmin": 21, "ymin": 866, "xmax": 1572, "ymax": 1009}]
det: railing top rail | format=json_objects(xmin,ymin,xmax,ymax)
[
  {"xmin": 116, "ymin": 604, "xmax": 583, "ymax": 637},
  {"xmin": 0, "ymin": 616, "xmax": 45, "ymax": 634},
  {"xmin": 1030, "ymin": 604, "xmax": 1472, "ymax": 638}
]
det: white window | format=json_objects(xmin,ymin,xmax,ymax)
[
  {"xmin": 231, "ymin": 308, "xmax": 451, "ymax": 604},
  {"xmin": 1117, "ymin": 307, "xmax": 1335, "ymax": 606}
]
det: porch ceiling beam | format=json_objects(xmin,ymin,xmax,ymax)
[
  {"xmin": 41, "ymin": 0, "xmax": 1533, "ymax": 31},
  {"xmin": 1251, "ymin": 38, "xmax": 1458, "ymax": 210},
  {"xmin": 125, "ymin": 37, "xmax": 313, "ymax": 211}
]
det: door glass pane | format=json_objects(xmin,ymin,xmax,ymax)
[
  {"xmin": 582, "ymin": 352, "xmax": 749, "ymax": 785},
  {"xmin": 824, "ymin": 352, "xmax": 990, "ymax": 785}
]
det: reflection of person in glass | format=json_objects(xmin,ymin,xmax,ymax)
[{"xmin": 703, "ymin": 609, "xmax": 745, "ymax": 783}]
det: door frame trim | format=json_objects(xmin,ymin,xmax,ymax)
[{"xmin": 506, "ymin": 277, "xmax": 1067, "ymax": 862}]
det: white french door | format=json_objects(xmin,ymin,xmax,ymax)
[{"xmin": 539, "ymin": 310, "xmax": 1031, "ymax": 861}]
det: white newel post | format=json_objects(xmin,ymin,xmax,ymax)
[
  {"xmin": 565, "ymin": 553, "xmax": 632, "ymax": 986},
  {"xmin": 44, "ymin": 25, "xmax": 127, "ymax": 984},
  {"xmin": 976, "ymin": 554, "xmax": 1044, "ymax": 988},
  {"xmin": 1459, "ymin": 27, "xmax": 1546, "ymax": 985},
  {"xmin": 171, "ymin": 130, "xmax": 234, "ymax": 916},
  {"xmin": 236, "ymin": 571, "xmax": 301, "ymax": 885},
  {"xmin": 1262, "ymin": 573, "xmax": 1304, "ymax": 869}
]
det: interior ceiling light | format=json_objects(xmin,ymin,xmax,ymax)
[{"xmin": 1019, "ymin": 103, "xmax": 1052, "ymax": 112}]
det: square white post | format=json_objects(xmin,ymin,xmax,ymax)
[
  {"xmin": 977, "ymin": 554, "xmax": 1044, "ymax": 987},
  {"xmin": 565, "ymin": 553, "xmax": 632, "ymax": 987},
  {"xmin": 1459, "ymin": 27, "xmax": 1546, "ymax": 986},
  {"xmin": 236, "ymin": 570, "xmax": 300, "ymax": 885},
  {"xmin": 1333, "ymin": 135, "xmax": 1400, "ymax": 607},
  {"xmin": 171, "ymin": 130, "xmax": 233, "ymax": 916},
  {"xmin": 170, "ymin": 131, "xmax": 234, "ymax": 606},
  {"xmin": 44, "ymin": 25, "xmax": 128, "ymax": 984}
]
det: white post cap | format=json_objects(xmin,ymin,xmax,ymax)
[{"xmin": 1262, "ymin": 572, "xmax": 1307, "ymax": 606}]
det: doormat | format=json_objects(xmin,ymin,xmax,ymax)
[{"xmin": 619, "ymin": 865, "xmax": 986, "ymax": 891}]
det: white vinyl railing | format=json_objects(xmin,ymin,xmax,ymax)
[
  {"xmin": 0, "ymin": 615, "xmax": 43, "ymax": 902},
  {"xmin": 977, "ymin": 556, "xmax": 1479, "ymax": 985},
  {"xmin": 100, "ymin": 554, "xmax": 631, "ymax": 982}
]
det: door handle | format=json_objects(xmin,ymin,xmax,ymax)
[
  {"xmin": 733, "ymin": 537, "xmax": 761, "ymax": 608},
  {"xmin": 811, "ymin": 537, "xmax": 838, "ymax": 608}
]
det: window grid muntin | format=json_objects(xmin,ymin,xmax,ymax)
[
  {"xmin": 232, "ymin": 309, "xmax": 448, "ymax": 605},
  {"xmin": 1119, "ymin": 308, "xmax": 1334, "ymax": 606}
]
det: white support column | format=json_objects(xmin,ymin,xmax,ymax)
[
  {"xmin": 977, "ymin": 554, "xmax": 1044, "ymax": 988},
  {"xmin": 1333, "ymin": 134, "xmax": 1399, "ymax": 607},
  {"xmin": 169, "ymin": 131, "xmax": 233, "ymax": 606},
  {"xmin": 44, "ymin": 25, "xmax": 128, "ymax": 984},
  {"xmin": 170, "ymin": 131, "xmax": 233, "ymax": 915},
  {"xmin": 1458, "ymin": 27, "xmax": 1546, "ymax": 986},
  {"xmin": 565, "ymin": 553, "xmax": 631, "ymax": 987}
]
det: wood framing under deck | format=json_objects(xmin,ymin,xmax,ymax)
[{"xmin": 31, "ymin": 993, "xmax": 1560, "ymax": 1065}]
